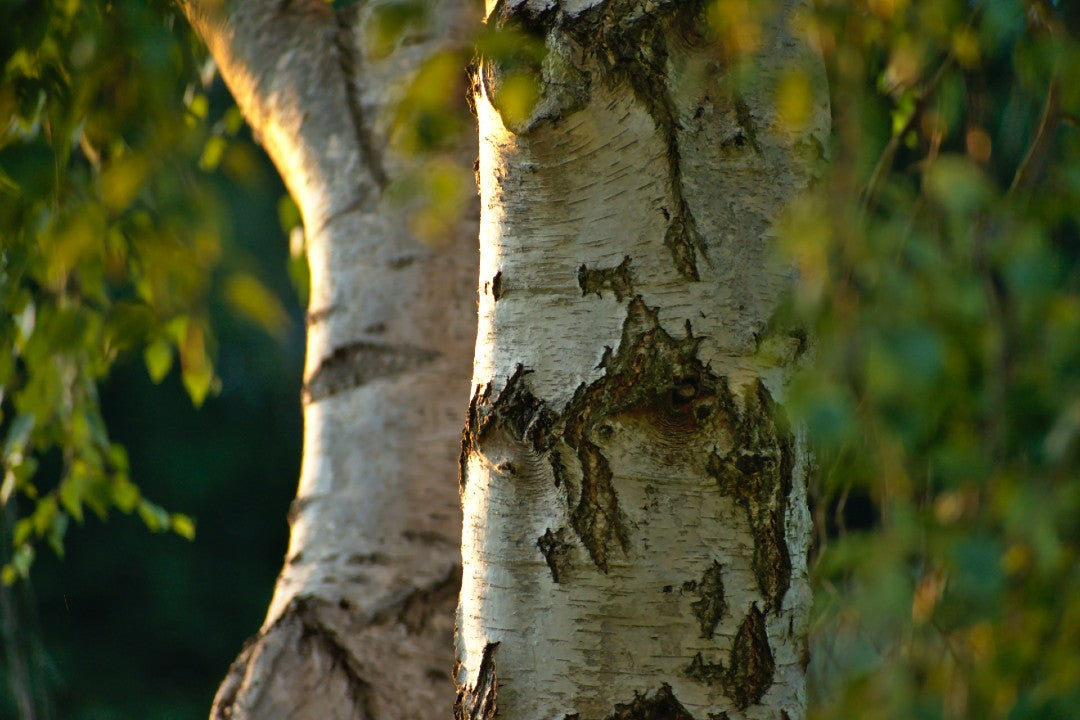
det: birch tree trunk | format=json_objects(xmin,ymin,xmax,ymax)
[
  {"xmin": 182, "ymin": 1, "xmax": 476, "ymax": 717},
  {"xmin": 456, "ymin": 1, "xmax": 828, "ymax": 718}
]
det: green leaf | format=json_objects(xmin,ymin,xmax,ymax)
[
  {"xmin": 111, "ymin": 476, "xmax": 140, "ymax": 513},
  {"xmin": 3, "ymin": 412, "xmax": 35, "ymax": 461},
  {"xmin": 143, "ymin": 339, "xmax": 173, "ymax": 383},
  {"xmin": 170, "ymin": 513, "xmax": 195, "ymax": 540},
  {"xmin": 12, "ymin": 518, "xmax": 33, "ymax": 547},
  {"xmin": 59, "ymin": 474, "xmax": 85, "ymax": 523},
  {"xmin": 47, "ymin": 511, "xmax": 69, "ymax": 557},
  {"xmin": 223, "ymin": 272, "xmax": 288, "ymax": 337},
  {"xmin": 33, "ymin": 495, "xmax": 58, "ymax": 536},
  {"xmin": 136, "ymin": 499, "xmax": 170, "ymax": 533}
]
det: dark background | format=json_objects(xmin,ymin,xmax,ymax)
[{"xmin": 2, "ymin": 120, "xmax": 304, "ymax": 719}]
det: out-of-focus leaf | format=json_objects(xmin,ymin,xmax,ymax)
[
  {"xmin": 143, "ymin": 338, "xmax": 173, "ymax": 383},
  {"xmin": 223, "ymin": 273, "xmax": 288, "ymax": 337}
]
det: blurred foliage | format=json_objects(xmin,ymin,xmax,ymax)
[
  {"xmin": 756, "ymin": 0, "xmax": 1080, "ymax": 717},
  {"xmin": 1, "ymin": 1, "xmax": 302, "ymax": 717},
  {"xmin": 0, "ymin": 0, "xmax": 289, "ymax": 582}
]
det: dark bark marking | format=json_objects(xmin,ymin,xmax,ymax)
[
  {"xmin": 395, "ymin": 564, "xmax": 462, "ymax": 634},
  {"xmin": 455, "ymin": 642, "xmax": 499, "ymax": 720},
  {"xmin": 492, "ymin": 270, "xmax": 504, "ymax": 301},
  {"xmin": 685, "ymin": 651, "xmax": 726, "ymax": 684},
  {"xmin": 562, "ymin": 296, "xmax": 726, "ymax": 570},
  {"xmin": 333, "ymin": 6, "xmax": 387, "ymax": 189},
  {"xmin": 578, "ymin": 255, "xmax": 633, "ymax": 301},
  {"xmin": 306, "ymin": 304, "xmax": 339, "ymax": 325},
  {"xmin": 604, "ymin": 683, "xmax": 695, "ymax": 720},
  {"xmin": 460, "ymin": 298, "xmax": 728, "ymax": 573},
  {"xmin": 402, "ymin": 528, "xmax": 457, "ymax": 546},
  {"xmin": 388, "ymin": 253, "xmax": 420, "ymax": 270},
  {"xmin": 212, "ymin": 597, "xmax": 377, "ymax": 720},
  {"xmin": 732, "ymin": 96, "xmax": 761, "ymax": 154},
  {"xmin": 480, "ymin": 0, "xmax": 591, "ymax": 132},
  {"xmin": 537, "ymin": 526, "xmax": 575, "ymax": 583},
  {"xmin": 291, "ymin": 598, "xmax": 377, "ymax": 718},
  {"xmin": 723, "ymin": 604, "xmax": 774, "ymax": 710},
  {"xmin": 459, "ymin": 365, "xmax": 560, "ymax": 492},
  {"xmin": 690, "ymin": 560, "xmax": 727, "ymax": 639},
  {"xmin": 304, "ymin": 340, "xmax": 440, "ymax": 402},
  {"xmin": 684, "ymin": 605, "xmax": 774, "ymax": 709},
  {"xmin": 706, "ymin": 380, "xmax": 794, "ymax": 613},
  {"xmin": 488, "ymin": 0, "xmax": 709, "ymax": 278}
]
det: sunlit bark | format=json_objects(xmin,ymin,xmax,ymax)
[
  {"xmin": 456, "ymin": 1, "xmax": 828, "ymax": 718},
  {"xmin": 183, "ymin": 1, "xmax": 476, "ymax": 717}
]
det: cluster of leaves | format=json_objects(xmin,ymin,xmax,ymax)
[
  {"xmin": 765, "ymin": 0, "xmax": 1080, "ymax": 717},
  {"xmin": 0, "ymin": 0, "xmax": 283, "ymax": 583}
]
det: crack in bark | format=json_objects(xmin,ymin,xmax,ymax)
[
  {"xmin": 304, "ymin": 340, "xmax": 440, "ymax": 402},
  {"xmin": 293, "ymin": 599, "xmax": 379, "ymax": 718},
  {"xmin": 705, "ymin": 381, "xmax": 794, "ymax": 614},
  {"xmin": 454, "ymin": 642, "xmax": 499, "ymax": 720},
  {"xmin": 334, "ymin": 5, "xmax": 388, "ymax": 189}
]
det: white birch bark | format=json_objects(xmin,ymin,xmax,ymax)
[
  {"xmin": 456, "ymin": 1, "xmax": 828, "ymax": 718},
  {"xmin": 182, "ymin": 1, "xmax": 477, "ymax": 717}
]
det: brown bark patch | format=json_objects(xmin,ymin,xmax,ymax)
[
  {"xmin": 690, "ymin": 560, "xmax": 727, "ymax": 639},
  {"xmin": 723, "ymin": 604, "xmax": 774, "ymax": 710},
  {"xmin": 455, "ymin": 642, "xmax": 499, "ymax": 720},
  {"xmin": 459, "ymin": 365, "xmax": 560, "ymax": 491},
  {"xmin": 460, "ymin": 298, "xmax": 732, "ymax": 574},
  {"xmin": 706, "ymin": 380, "xmax": 794, "ymax": 613},
  {"xmin": 537, "ymin": 526, "xmax": 575, "ymax": 583},
  {"xmin": 683, "ymin": 604, "xmax": 775, "ymax": 710},
  {"xmin": 561, "ymin": 297, "xmax": 723, "ymax": 570},
  {"xmin": 578, "ymin": 255, "xmax": 633, "ymax": 301},
  {"xmin": 563, "ymin": 0, "xmax": 712, "ymax": 281},
  {"xmin": 685, "ymin": 651, "xmax": 726, "ymax": 685},
  {"xmin": 604, "ymin": 683, "xmax": 695, "ymax": 720}
]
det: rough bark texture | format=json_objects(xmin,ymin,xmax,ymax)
[
  {"xmin": 183, "ymin": 1, "xmax": 477, "ymax": 717},
  {"xmin": 457, "ymin": 0, "xmax": 827, "ymax": 718}
]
